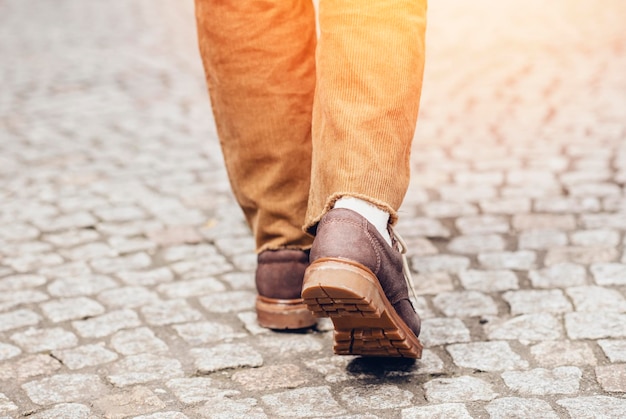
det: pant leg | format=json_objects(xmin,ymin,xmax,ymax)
[
  {"xmin": 195, "ymin": 0, "xmax": 316, "ymax": 252},
  {"xmin": 305, "ymin": 0, "xmax": 428, "ymax": 233}
]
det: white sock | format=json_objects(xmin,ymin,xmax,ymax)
[{"xmin": 334, "ymin": 197, "xmax": 392, "ymax": 245}]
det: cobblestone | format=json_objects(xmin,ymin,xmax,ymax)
[
  {"xmin": 232, "ymin": 364, "xmax": 307, "ymax": 392},
  {"xmin": 261, "ymin": 386, "xmax": 346, "ymax": 418},
  {"xmin": 433, "ymin": 291, "xmax": 498, "ymax": 317},
  {"xmin": 0, "ymin": 274, "xmax": 46, "ymax": 291},
  {"xmin": 0, "ymin": 309, "xmax": 42, "ymax": 332},
  {"xmin": 32, "ymin": 213, "xmax": 97, "ymax": 234},
  {"xmin": 405, "ymin": 237, "xmax": 439, "ymax": 257},
  {"xmin": 528, "ymin": 263, "xmax": 587, "ymax": 288},
  {"xmin": 447, "ymin": 234, "xmax": 505, "ymax": 254},
  {"xmin": 90, "ymin": 253, "xmax": 153, "ymax": 274},
  {"xmin": 479, "ymin": 198, "xmax": 531, "ymax": 215},
  {"xmin": 303, "ymin": 357, "xmax": 354, "ymax": 383},
  {"xmin": 170, "ymin": 256, "xmax": 233, "ymax": 277},
  {"xmin": 107, "ymin": 354, "xmax": 184, "ymax": 387},
  {"xmin": 97, "ymin": 286, "xmax": 160, "ymax": 309},
  {"xmin": 568, "ymin": 182, "xmax": 621, "ymax": 197},
  {"xmin": 399, "ymin": 217, "xmax": 451, "ymax": 239},
  {"xmin": 141, "ymin": 299, "xmax": 203, "ymax": 326},
  {"xmin": 565, "ymin": 312, "xmax": 626, "ymax": 339},
  {"xmin": 195, "ymin": 397, "xmax": 267, "ymax": 419},
  {"xmin": 258, "ymin": 335, "xmax": 324, "ymax": 357},
  {"xmin": 146, "ymin": 226, "xmax": 203, "ymax": 246},
  {"xmin": 590, "ymin": 262, "xmax": 626, "ymax": 285},
  {"xmin": 173, "ymin": 321, "xmax": 245, "ymax": 345},
  {"xmin": 110, "ymin": 327, "xmax": 169, "ymax": 355},
  {"xmin": 597, "ymin": 339, "xmax": 626, "ymax": 363},
  {"xmin": 421, "ymin": 201, "xmax": 478, "ymax": 218},
  {"xmin": 478, "ymin": 251, "xmax": 536, "ymax": 270},
  {"xmin": 485, "ymin": 398, "xmax": 559, "ymax": 419},
  {"xmin": 0, "ymin": 290, "xmax": 49, "ymax": 311},
  {"xmin": 501, "ymin": 367, "xmax": 582, "ymax": 395},
  {"xmin": 503, "ymin": 290, "xmax": 572, "ymax": 315},
  {"xmin": 0, "ymin": 343, "xmax": 21, "ymax": 361},
  {"xmin": 108, "ymin": 236, "xmax": 157, "ymax": 254},
  {"xmin": 199, "ymin": 291, "xmax": 256, "ymax": 313},
  {"xmin": 411, "ymin": 255, "xmax": 471, "ymax": 274},
  {"xmin": 11, "ymin": 328, "xmax": 78, "ymax": 353},
  {"xmin": 0, "ymin": 354, "xmax": 62, "ymax": 382},
  {"xmin": 40, "ymin": 297, "xmax": 105, "ymax": 322},
  {"xmin": 192, "ymin": 343, "xmax": 263, "ymax": 373},
  {"xmin": 166, "ymin": 377, "xmax": 238, "ymax": 404},
  {"xmin": 424, "ymin": 376, "xmax": 497, "ymax": 402},
  {"xmin": 156, "ymin": 277, "xmax": 226, "ymax": 298},
  {"xmin": 439, "ymin": 185, "xmax": 498, "ymax": 202},
  {"xmin": 42, "ymin": 229, "xmax": 100, "ymax": 248},
  {"xmin": 518, "ymin": 229, "xmax": 568, "ymax": 250},
  {"xmin": 0, "ymin": 394, "xmax": 17, "ymax": 415},
  {"xmin": 545, "ymin": 246, "xmax": 618, "ymax": 265},
  {"xmin": 513, "ymin": 214, "xmax": 577, "ymax": 231},
  {"xmin": 5, "ymin": 253, "xmax": 64, "ymax": 273},
  {"xmin": 52, "ymin": 343, "xmax": 118, "ymax": 370},
  {"xmin": 570, "ymin": 229, "xmax": 620, "ymax": 247},
  {"xmin": 415, "ymin": 350, "xmax": 446, "ymax": 374},
  {"xmin": 39, "ymin": 262, "xmax": 91, "ymax": 279},
  {"xmin": 485, "ymin": 313, "xmax": 563, "ymax": 342},
  {"xmin": 413, "ymin": 272, "xmax": 455, "ymax": 295},
  {"xmin": 530, "ymin": 340, "xmax": 597, "ymax": 366},
  {"xmin": 446, "ymin": 341, "xmax": 528, "ymax": 371},
  {"xmin": 72, "ymin": 309, "xmax": 141, "ymax": 338},
  {"xmin": 93, "ymin": 386, "xmax": 166, "ymax": 418},
  {"xmin": 557, "ymin": 396, "xmax": 626, "ymax": 418},
  {"xmin": 338, "ymin": 384, "xmax": 414, "ymax": 410},
  {"xmin": 47, "ymin": 274, "xmax": 117, "ymax": 297},
  {"xmin": 60, "ymin": 242, "xmax": 117, "ymax": 261},
  {"xmin": 420, "ymin": 318, "xmax": 471, "ymax": 347},
  {"xmin": 595, "ymin": 364, "xmax": 626, "ymax": 393},
  {"xmin": 237, "ymin": 312, "xmax": 272, "ymax": 336},
  {"xmin": 455, "ymin": 215, "xmax": 509, "ymax": 235},
  {"xmin": 457, "ymin": 270, "xmax": 518, "ymax": 292},
  {"xmin": 535, "ymin": 197, "xmax": 600, "ymax": 213},
  {"xmin": 566, "ymin": 286, "xmax": 626, "ymax": 312},
  {"xmin": 21, "ymin": 374, "xmax": 107, "ymax": 405},
  {"xmin": 135, "ymin": 412, "xmax": 189, "ymax": 419},
  {"xmin": 117, "ymin": 268, "xmax": 174, "ymax": 286},
  {"xmin": 28, "ymin": 403, "xmax": 92, "ymax": 419},
  {"xmin": 401, "ymin": 403, "xmax": 472, "ymax": 419}
]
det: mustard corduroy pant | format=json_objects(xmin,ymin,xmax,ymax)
[{"xmin": 195, "ymin": 0, "xmax": 427, "ymax": 253}]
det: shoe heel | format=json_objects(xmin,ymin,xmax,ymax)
[
  {"xmin": 301, "ymin": 258, "xmax": 384, "ymax": 319},
  {"xmin": 255, "ymin": 296, "xmax": 317, "ymax": 330},
  {"xmin": 302, "ymin": 258, "xmax": 423, "ymax": 359}
]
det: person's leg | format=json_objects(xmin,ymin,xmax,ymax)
[
  {"xmin": 195, "ymin": 0, "xmax": 317, "ymax": 329},
  {"xmin": 302, "ymin": 0, "xmax": 428, "ymax": 357},
  {"xmin": 305, "ymin": 0, "xmax": 428, "ymax": 231},
  {"xmin": 195, "ymin": 0, "xmax": 316, "ymax": 253}
]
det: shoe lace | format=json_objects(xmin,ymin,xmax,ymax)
[{"xmin": 389, "ymin": 225, "xmax": 419, "ymax": 305}]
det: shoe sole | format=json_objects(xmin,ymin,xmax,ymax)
[
  {"xmin": 301, "ymin": 258, "xmax": 422, "ymax": 359},
  {"xmin": 256, "ymin": 296, "xmax": 317, "ymax": 330}
]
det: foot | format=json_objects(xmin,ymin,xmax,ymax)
[
  {"xmin": 255, "ymin": 249, "xmax": 317, "ymax": 330},
  {"xmin": 302, "ymin": 208, "xmax": 422, "ymax": 358}
]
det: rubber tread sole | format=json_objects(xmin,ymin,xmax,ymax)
[{"xmin": 302, "ymin": 258, "xmax": 422, "ymax": 359}]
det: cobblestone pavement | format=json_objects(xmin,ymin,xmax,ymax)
[{"xmin": 1, "ymin": 0, "xmax": 626, "ymax": 417}]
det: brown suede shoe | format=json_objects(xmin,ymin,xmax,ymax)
[
  {"xmin": 255, "ymin": 249, "xmax": 317, "ymax": 330},
  {"xmin": 302, "ymin": 208, "xmax": 422, "ymax": 358}
]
